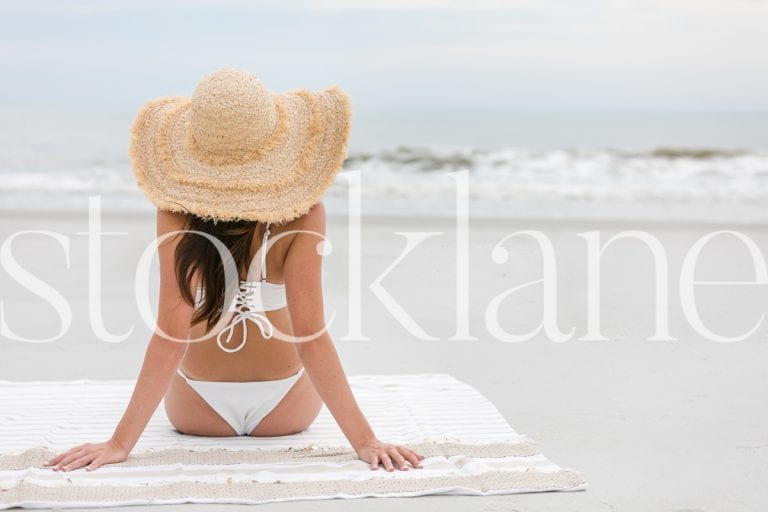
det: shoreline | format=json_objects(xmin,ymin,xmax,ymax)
[{"xmin": 2, "ymin": 203, "xmax": 768, "ymax": 230}]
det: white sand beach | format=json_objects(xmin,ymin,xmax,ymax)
[
  {"xmin": 3, "ymin": 0, "xmax": 768, "ymax": 509},
  {"xmin": 1, "ymin": 209, "xmax": 766, "ymax": 511}
]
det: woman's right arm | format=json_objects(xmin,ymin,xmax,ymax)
[{"xmin": 45, "ymin": 210, "xmax": 194, "ymax": 472}]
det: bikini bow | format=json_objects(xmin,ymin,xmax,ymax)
[{"xmin": 215, "ymin": 286, "xmax": 274, "ymax": 353}]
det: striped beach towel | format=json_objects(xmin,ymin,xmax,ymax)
[{"xmin": 0, "ymin": 373, "xmax": 586, "ymax": 508}]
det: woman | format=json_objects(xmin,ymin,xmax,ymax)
[{"xmin": 44, "ymin": 69, "xmax": 423, "ymax": 473}]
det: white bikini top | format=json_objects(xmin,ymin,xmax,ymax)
[{"xmin": 194, "ymin": 222, "xmax": 287, "ymax": 353}]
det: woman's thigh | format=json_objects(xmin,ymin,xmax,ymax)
[
  {"xmin": 249, "ymin": 371, "xmax": 323, "ymax": 437},
  {"xmin": 164, "ymin": 372, "xmax": 238, "ymax": 437}
]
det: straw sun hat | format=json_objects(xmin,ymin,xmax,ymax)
[{"xmin": 129, "ymin": 68, "xmax": 352, "ymax": 223}]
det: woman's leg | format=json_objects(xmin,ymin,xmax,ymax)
[{"xmin": 248, "ymin": 371, "xmax": 323, "ymax": 437}]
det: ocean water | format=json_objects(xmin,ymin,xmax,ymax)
[{"xmin": 1, "ymin": 109, "xmax": 767, "ymax": 223}]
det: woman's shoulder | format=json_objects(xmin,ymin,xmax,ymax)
[
  {"xmin": 282, "ymin": 201, "xmax": 326, "ymax": 235},
  {"xmin": 155, "ymin": 208, "xmax": 189, "ymax": 237}
]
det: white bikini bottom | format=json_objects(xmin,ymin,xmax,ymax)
[{"xmin": 175, "ymin": 367, "xmax": 305, "ymax": 436}]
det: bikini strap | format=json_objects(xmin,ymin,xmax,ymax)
[
  {"xmin": 176, "ymin": 367, "xmax": 191, "ymax": 383},
  {"xmin": 260, "ymin": 222, "xmax": 271, "ymax": 282}
]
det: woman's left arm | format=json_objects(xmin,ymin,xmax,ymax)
[
  {"xmin": 295, "ymin": 334, "xmax": 424, "ymax": 471},
  {"xmin": 284, "ymin": 203, "xmax": 423, "ymax": 472}
]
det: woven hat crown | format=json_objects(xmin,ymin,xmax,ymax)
[
  {"xmin": 189, "ymin": 69, "xmax": 278, "ymax": 155},
  {"xmin": 130, "ymin": 67, "xmax": 352, "ymax": 223}
]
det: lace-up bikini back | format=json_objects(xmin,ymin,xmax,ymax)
[{"xmin": 194, "ymin": 221, "xmax": 288, "ymax": 353}]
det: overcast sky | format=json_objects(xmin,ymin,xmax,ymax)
[{"xmin": 1, "ymin": 0, "xmax": 767, "ymax": 116}]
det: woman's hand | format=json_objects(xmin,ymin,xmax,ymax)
[
  {"xmin": 355, "ymin": 437, "xmax": 425, "ymax": 471},
  {"xmin": 43, "ymin": 439, "xmax": 129, "ymax": 472}
]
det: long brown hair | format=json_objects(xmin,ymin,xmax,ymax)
[{"xmin": 175, "ymin": 213, "xmax": 260, "ymax": 332}]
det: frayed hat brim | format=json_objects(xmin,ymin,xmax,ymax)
[{"xmin": 129, "ymin": 84, "xmax": 351, "ymax": 223}]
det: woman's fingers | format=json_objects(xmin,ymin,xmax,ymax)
[
  {"xmin": 45, "ymin": 446, "xmax": 80, "ymax": 467},
  {"xmin": 54, "ymin": 450, "xmax": 87, "ymax": 470},
  {"xmin": 86, "ymin": 457, "xmax": 104, "ymax": 472},
  {"xmin": 379, "ymin": 452, "xmax": 394, "ymax": 472},
  {"xmin": 44, "ymin": 454, "xmax": 63, "ymax": 467},
  {"xmin": 400, "ymin": 446, "xmax": 423, "ymax": 461},
  {"xmin": 62, "ymin": 454, "xmax": 93, "ymax": 472},
  {"xmin": 44, "ymin": 443, "xmax": 126, "ymax": 472},
  {"xmin": 360, "ymin": 443, "xmax": 426, "ymax": 471},
  {"xmin": 55, "ymin": 453, "xmax": 85, "ymax": 470},
  {"xmin": 388, "ymin": 448, "xmax": 409, "ymax": 471},
  {"xmin": 405, "ymin": 447, "xmax": 424, "ymax": 460},
  {"xmin": 398, "ymin": 447, "xmax": 423, "ymax": 469}
]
